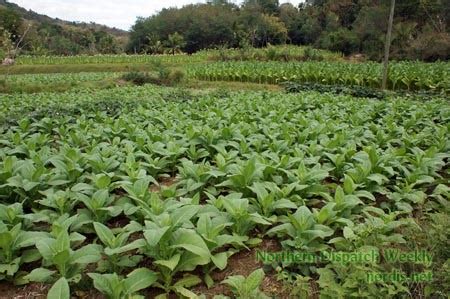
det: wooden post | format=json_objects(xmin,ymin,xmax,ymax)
[{"xmin": 382, "ymin": 0, "xmax": 395, "ymax": 90}]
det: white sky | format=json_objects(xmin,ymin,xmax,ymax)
[{"xmin": 8, "ymin": 0, "xmax": 305, "ymax": 31}]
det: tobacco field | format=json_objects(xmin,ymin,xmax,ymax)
[{"xmin": 0, "ymin": 84, "xmax": 449, "ymax": 298}]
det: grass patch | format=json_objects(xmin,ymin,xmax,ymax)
[
  {"xmin": 184, "ymin": 80, "xmax": 282, "ymax": 92},
  {"xmin": 121, "ymin": 62, "xmax": 185, "ymax": 87},
  {"xmin": 0, "ymin": 63, "xmax": 161, "ymax": 75},
  {"xmin": 0, "ymin": 77, "xmax": 125, "ymax": 94}
]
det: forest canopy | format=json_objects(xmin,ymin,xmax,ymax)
[{"xmin": 127, "ymin": 0, "xmax": 450, "ymax": 61}]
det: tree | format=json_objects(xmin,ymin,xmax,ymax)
[
  {"xmin": 244, "ymin": 0, "xmax": 280, "ymax": 15},
  {"xmin": 318, "ymin": 28, "xmax": 359, "ymax": 55},
  {"xmin": 166, "ymin": 32, "xmax": 185, "ymax": 55},
  {"xmin": 0, "ymin": 7, "xmax": 22, "ymax": 43},
  {"xmin": 255, "ymin": 14, "xmax": 288, "ymax": 46}
]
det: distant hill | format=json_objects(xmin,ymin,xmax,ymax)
[
  {"xmin": 0, "ymin": 0, "xmax": 128, "ymax": 37},
  {"xmin": 0, "ymin": 0, "xmax": 129, "ymax": 55}
]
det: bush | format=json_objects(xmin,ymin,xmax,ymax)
[
  {"xmin": 282, "ymin": 81, "xmax": 387, "ymax": 99},
  {"xmin": 121, "ymin": 71, "xmax": 152, "ymax": 86},
  {"xmin": 121, "ymin": 67, "xmax": 184, "ymax": 87},
  {"xmin": 303, "ymin": 46, "xmax": 323, "ymax": 61},
  {"xmin": 168, "ymin": 69, "xmax": 185, "ymax": 85},
  {"xmin": 265, "ymin": 47, "xmax": 278, "ymax": 61},
  {"xmin": 409, "ymin": 31, "xmax": 450, "ymax": 62},
  {"xmin": 318, "ymin": 28, "xmax": 359, "ymax": 56}
]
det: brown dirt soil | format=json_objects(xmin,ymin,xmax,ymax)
[
  {"xmin": 192, "ymin": 238, "xmax": 292, "ymax": 298},
  {"xmin": 0, "ymin": 282, "xmax": 107, "ymax": 299},
  {"xmin": 150, "ymin": 176, "xmax": 178, "ymax": 192},
  {"xmin": 0, "ymin": 282, "xmax": 48, "ymax": 299}
]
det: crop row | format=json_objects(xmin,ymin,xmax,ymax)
[
  {"xmin": 0, "ymin": 87, "xmax": 449, "ymax": 297},
  {"xmin": 14, "ymin": 46, "xmax": 340, "ymax": 65},
  {"xmin": 188, "ymin": 61, "xmax": 450, "ymax": 91},
  {"xmin": 4, "ymin": 72, "xmax": 122, "ymax": 85},
  {"xmin": 15, "ymin": 54, "xmax": 207, "ymax": 65}
]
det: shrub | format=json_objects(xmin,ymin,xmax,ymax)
[
  {"xmin": 303, "ymin": 46, "xmax": 323, "ymax": 61},
  {"xmin": 409, "ymin": 31, "xmax": 450, "ymax": 62},
  {"xmin": 168, "ymin": 69, "xmax": 185, "ymax": 84},
  {"xmin": 121, "ymin": 71, "xmax": 152, "ymax": 86},
  {"xmin": 318, "ymin": 29, "xmax": 359, "ymax": 56},
  {"xmin": 121, "ymin": 68, "xmax": 184, "ymax": 87}
]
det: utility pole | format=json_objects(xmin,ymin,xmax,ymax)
[{"xmin": 382, "ymin": 0, "xmax": 395, "ymax": 90}]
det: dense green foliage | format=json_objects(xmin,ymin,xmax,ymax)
[
  {"xmin": 0, "ymin": 85, "xmax": 449, "ymax": 297},
  {"xmin": 189, "ymin": 60, "xmax": 450, "ymax": 91},
  {"xmin": 13, "ymin": 46, "xmax": 341, "ymax": 65},
  {"xmin": 0, "ymin": 0, "xmax": 125, "ymax": 58},
  {"xmin": 128, "ymin": 0, "xmax": 450, "ymax": 61},
  {"xmin": 14, "ymin": 54, "xmax": 204, "ymax": 65},
  {"xmin": 5, "ymin": 72, "xmax": 119, "ymax": 84}
]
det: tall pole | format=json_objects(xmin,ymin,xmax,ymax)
[{"xmin": 382, "ymin": 0, "xmax": 395, "ymax": 90}]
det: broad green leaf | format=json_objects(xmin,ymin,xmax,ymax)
[
  {"xmin": 154, "ymin": 254, "xmax": 181, "ymax": 271},
  {"xmin": 93, "ymin": 222, "xmax": 114, "ymax": 247},
  {"xmin": 172, "ymin": 229, "xmax": 211, "ymax": 259},
  {"xmin": 24, "ymin": 268, "xmax": 55, "ymax": 282},
  {"xmin": 47, "ymin": 277, "xmax": 70, "ymax": 299},
  {"xmin": 124, "ymin": 268, "xmax": 158, "ymax": 294},
  {"xmin": 244, "ymin": 269, "xmax": 265, "ymax": 293}
]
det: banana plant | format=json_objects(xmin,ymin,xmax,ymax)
[{"xmin": 88, "ymin": 268, "xmax": 158, "ymax": 299}]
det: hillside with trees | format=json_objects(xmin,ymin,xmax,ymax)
[
  {"xmin": 0, "ymin": 0, "xmax": 127, "ymax": 58},
  {"xmin": 128, "ymin": 0, "xmax": 450, "ymax": 61}
]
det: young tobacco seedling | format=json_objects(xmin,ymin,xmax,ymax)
[
  {"xmin": 0, "ymin": 222, "xmax": 47, "ymax": 282},
  {"xmin": 139, "ymin": 205, "xmax": 210, "ymax": 297},
  {"xmin": 93, "ymin": 222, "xmax": 144, "ymax": 273},
  {"xmin": 177, "ymin": 159, "xmax": 212, "ymax": 195},
  {"xmin": 38, "ymin": 189, "xmax": 77, "ymax": 216},
  {"xmin": 222, "ymin": 269, "xmax": 270, "ymax": 299},
  {"xmin": 25, "ymin": 230, "xmax": 102, "ymax": 289},
  {"xmin": 217, "ymin": 157, "xmax": 265, "ymax": 194},
  {"xmin": 248, "ymin": 182, "xmax": 297, "ymax": 220},
  {"xmin": 196, "ymin": 213, "xmax": 246, "ymax": 288},
  {"xmin": 267, "ymin": 206, "xmax": 334, "ymax": 251},
  {"xmin": 75, "ymin": 189, "xmax": 121, "ymax": 223},
  {"xmin": 88, "ymin": 268, "xmax": 158, "ymax": 299},
  {"xmin": 211, "ymin": 192, "xmax": 271, "ymax": 237}
]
